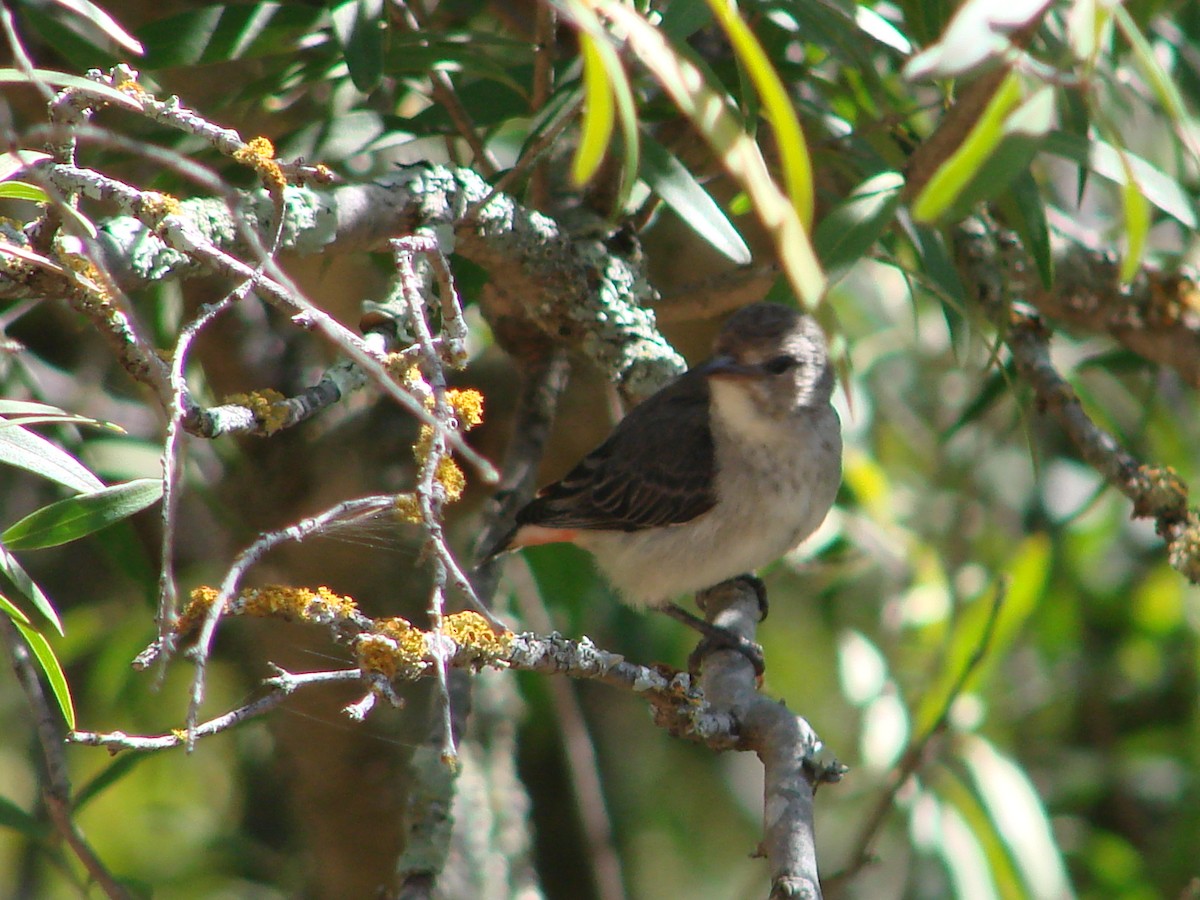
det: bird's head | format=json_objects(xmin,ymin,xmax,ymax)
[{"xmin": 699, "ymin": 303, "xmax": 834, "ymax": 419}]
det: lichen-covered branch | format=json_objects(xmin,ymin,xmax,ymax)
[{"xmin": 955, "ymin": 219, "xmax": 1200, "ymax": 584}]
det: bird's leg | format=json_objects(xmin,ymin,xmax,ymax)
[{"xmin": 664, "ymin": 592, "xmax": 766, "ymax": 677}]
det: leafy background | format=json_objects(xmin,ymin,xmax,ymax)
[{"xmin": 1, "ymin": 0, "xmax": 1200, "ymax": 897}]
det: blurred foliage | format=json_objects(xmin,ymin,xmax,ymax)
[{"xmin": 1, "ymin": 0, "xmax": 1200, "ymax": 898}]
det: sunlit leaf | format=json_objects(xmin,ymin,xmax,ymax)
[
  {"xmin": 598, "ymin": 0, "xmax": 825, "ymax": 307},
  {"xmin": 0, "ymin": 419, "xmax": 104, "ymax": 494},
  {"xmin": 573, "ymin": 32, "xmax": 616, "ymax": 187},
  {"xmin": 705, "ymin": 0, "xmax": 814, "ymax": 228},
  {"xmin": 43, "ymin": 0, "xmax": 144, "ymax": 55},
  {"xmin": 136, "ymin": 3, "xmax": 324, "ymax": 69},
  {"xmin": 0, "ymin": 181, "xmax": 47, "ymax": 202},
  {"xmin": 2, "ymin": 479, "xmax": 163, "ymax": 550},
  {"xmin": 911, "ymin": 71, "xmax": 1024, "ymax": 223},
  {"xmin": 1044, "ymin": 131, "xmax": 1197, "ymax": 227},
  {"xmin": 12, "ymin": 618, "xmax": 75, "ymax": 729},
  {"xmin": 332, "ymin": 0, "xmax": 384, "ymax": 93},
  {"xmin": 640, "ymin": 134, "xmax": 751, "ymax": 264},
  {"xmin": 0, "ymin": 69, "xmax": 142, "ymax": 110},
  {"xmin": 959, "ymin": 735, "xmax": 1072, "ymax": 898},
  {"xmin": 0, "ymin": 546, "xmax": 63, "ymax": 635},
  {"xmin": 815, "ymin": 170, "xmax": 904, "ymax": 274},
  {"xmin": 1116, "ymin": 147, "xmax": 1151, "ymax": 284}
]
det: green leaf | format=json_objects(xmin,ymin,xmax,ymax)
[
  {"xmin": 0, "ymin": 69, "xmax": 142, "ymax": 110},
  {"xmin": 0, "ymin": 794, "xmax": 47, "ymax": 838},
  {"xmin": 0, "ymin": 591, "xmax": 31, "ymax": 626},
  {"xmin": 0, "ymin": 400, "xmax": 124, "ymax": 432},
  {"xmin": 958, "ymin": 735, "xmax": 1072, "ymax": 897},
  {"xmin": 136, "ymin": 3, "xmax": 324, "ymax": 69},
  {"xmin": 332, "ymin": 0, "xmax": 384, "ymax": 93},
  {"xmin": 0, "ymin": 548, "xmax": 63, "ymax": 635},
  {"xmin": 599, "ymin": 1, "xmax": 825, "ymax": 307},
  {"xmin": 639, "ymin": 134, "xmax": 751, "ymax": 264},
  {"xmin": 706, "ymin": 0, "xmax": 815, "ymax": 228},
  {"xmin": 911, "ymin": 71, "xmax": 1025, "ymax": 223},
  {"xmin": 941, "ymin": 360, "xmax": 1017, "ymax": 441},
  {"xmin": 815, "ymin": 170, "xmax": 904, "ymax": 274},
  {"xmin": 0, "ymin": 419, "xmax": 105, "ymax": 494},
  {"xmin": 0, "ymin": 181, "xmax": 47, "ymax": 202},
  {"xmin": 994, "ymin": 169, "xmax": 1053, "ymax": 288},
  {"xmin": 12, "ymin": 618, "xmax": 75, "ymax": 729},
  {"xmin": 42, "ymin": 0, "xmax": 143, "ymax": 56},
  {"xmin": 1044, "ymin": 131, "xmax": 1197, "ymax": 228},
  {"xmin": 1117, "ymin": 151, "xmax": 1150, "ymax": 284},
  {"xmin": 572, "ymin": 31, "xmax": 617, "ymax": 186},
  {"xmin": 2, "ymin": 479, "xmax": 163, "ymax": 551}
]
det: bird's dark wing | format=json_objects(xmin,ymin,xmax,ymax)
[{"xmin": 516, "ymin": 371, "xmax": 717, "ymax": 532}]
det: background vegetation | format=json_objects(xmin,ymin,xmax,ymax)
[{"xmin": 1, "ymin": 0, "xmax": 1200, "ymax": 897}]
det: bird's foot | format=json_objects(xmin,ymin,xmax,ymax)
[
  {"xmin": 663, "ymin": 602, "xmax": 766, "ymax": 677},
  {"xmin": 699, "ymin": 573, "xmax": 768, "ymax": 622}
]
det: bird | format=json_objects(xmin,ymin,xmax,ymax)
[{"xmin": 481, "ymin": 302, "xmax": 842, "ymax": 611}]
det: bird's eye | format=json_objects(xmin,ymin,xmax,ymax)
[{"xmin": 762, "ymin": 354, "xmax": 798, "ymax": 374}]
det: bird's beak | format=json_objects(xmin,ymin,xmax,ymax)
[{"xmin": 698, "ymin": 355, "xmax": 760, "ymax": 380}]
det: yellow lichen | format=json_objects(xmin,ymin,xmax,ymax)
[
  {"xmin": 233, "ymin": 136, "xmax": 286, "ymax": 189},
  {"xmin": 393, "ymin": 493, "xmax": 422, "ymax": 523},
  {"xmin": 441, "ymin": 611, "xmax": 512, "ymax": 657},
  {"xmin": 355, "ymin": 627, "xmax": 429, "ymax": 679},
  {"xmin": 176, "ymin": 585, "xmax": 223, "ymax": 635},
  {"xmin": 224, "ymin": 389, "xmax": 288, "ymax": 434},
  {"xmin": 446, "ymin": 388, "xmax": 484, "ymax": 430},
  {"xmin": 138, "ymin": 191, "xmax": 182, "ymax": 221},
  {"xmin": 436, "ymin": 457, "xmax": 466, "ymax": 502},
  {"xmin": 373, "ymin": 617, "xmax": 430, "ymax": 659}
]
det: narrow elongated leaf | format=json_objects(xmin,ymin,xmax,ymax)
[
  {"xmin": 705, "ymin": 0, "xmax": 814, "ymax": 228},
  {"xmin": 0, "ymin": 591, "xmax": 31, "ymax": 626},
  {"xmin": 13, "ymin": 618, "xmax": 75, "ymax": 729},
  {"xmin": 0, "ymin": 420, "xmax": 104, "ymax": 494},
  {"xmin": 45, "ymin": 0, "xmax": 144, "ymax": 55},
  {"xmin": 1117, "ymin": 150, "xmax": 1150, "ymax": 284},
  {"xmin": 912, "ymin": 71, "xmax": 1024, "ymax": 223},
  {"xmin": 959, "ymin": 735, "xmax": 1072, "ymax": 898},
  {"xmin": 0, "ymin": 69, "xmax": 142, "ymax": 110},
  {"xmin": 0, "ymin": 547, "xmax": 63, "ymax": 635},
  {"xmin": 598, "ymin": 1, "xmax": 825, "ymax": 307},
  {"xmin": 0, "ymin": 794, "xmax": 47, "ymax": 838},
  {"xmin": 995, "ymin": 169, "xmax": 1053, "ymax": 288},
  {"xmin": 74, "ymin": 755, "xmax": 149, "ymax": 812},
  {"xmin": 3, "ymin": 479, "xmax": 163, "ymax": 550},
  {"xmin": 332, "ymin": 0, "xmax": 384, "ymax": 93},
  {"xmin": 136, "ymin": 3, "xmax": 323, "ymax": 69},
  {"xmin": 572, "ymin": 32, "xmax": 617, "ymax": 186},
  {"xmin": 640, "ymin": 135, "xmax": 751, "ymax": 264},
  {"xmin": 1044, "ymin": 132, "xmax": 1197, "ymax": 227},
  {"xmin": 0, "ymin": 182, "xmax": 47, "ymax": 202},
  {"xmin": 815, "ymin": 170, "xmax": 904, "ymax": 273}
]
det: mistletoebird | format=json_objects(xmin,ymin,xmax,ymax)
[{"xmin": 482, "ymin": 302, "xmax": 842, "ymax": 613}]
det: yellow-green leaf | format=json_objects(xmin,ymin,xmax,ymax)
[
  {"xmin": 572, "ymin": 32, "xmax": 616, "ymax": 186},
  {"xmin": 912, "ymin": 71, "xmax": 1024, "ymax": 224},
  {"xmin": 704, "ymin": 0, "xmax": 815, "ymax": 228}
]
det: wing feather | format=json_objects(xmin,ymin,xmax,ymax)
[{"xmin": 516, "ymin": 371, "xmax": 717, "ymax": 532}]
